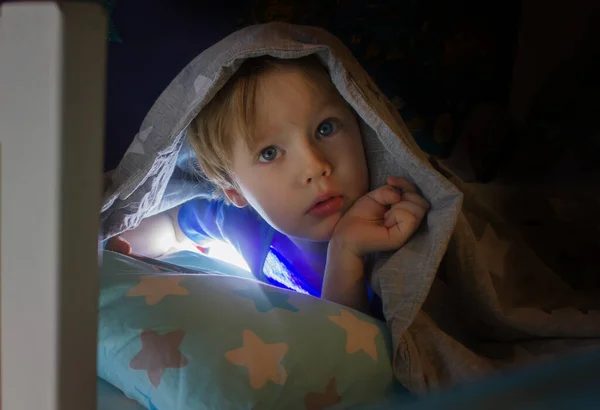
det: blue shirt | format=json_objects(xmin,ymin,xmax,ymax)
[
  {"xmin": 178, "ymin": 198, "xmax": 384, "ymax": 319},
  {"xmin": 178, "ymin": 198, "xmax": 322, "ymax": 296}
]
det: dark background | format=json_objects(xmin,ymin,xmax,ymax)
[
  {"xmin": 104, "ymin": 0, "xmax": 520, "ymax": 170},
  {"xmin": 104, "ymin": 0, "xmax": 599, "ymax": 183}
]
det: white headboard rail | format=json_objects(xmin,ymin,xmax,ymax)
[{"xmin": 0, "ymin": 3, "xmax": 106, "ymax": 409}]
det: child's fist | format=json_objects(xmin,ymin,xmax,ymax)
[{"xmin": 332, "ymin": 176, "xmax": 429, "ymax": 257}]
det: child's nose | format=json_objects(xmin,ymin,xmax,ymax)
[{"xmin": 301, "ymin": 146, "xmax": 332, "ymax": 184}]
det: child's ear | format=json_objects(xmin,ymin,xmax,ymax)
[{"xmin": 224, "ymin": 188, "xmax": 248, "ymax": 208}]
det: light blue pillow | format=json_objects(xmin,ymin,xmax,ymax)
[
  {"xmin": 97, "ymin": 378, "xmax": 145, "ymax": 410},
  {"xmin": 98, "ymin": 251, "xmax": 404, "ymax": 409}
]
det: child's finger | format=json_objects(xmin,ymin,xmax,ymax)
[
  {"xmin": 384, "ymin": 207, "xmax": 418, "ymax": 236},
  {"xmin": 366, "ymin": 184, "xmax": 402, "ymax": 207},
  {"xmin": 401, "ymin": 192, "xmax": 431, "ymax": 210},
  {"xmin": 390, "ymin": 200, "xmax": 427, "ymax": 223},
  {"xmin": 106, "ymin": 236, "xmax": 132, "ymax": 255},
  {"xmin": 384, "ymin": 210, "xmax": 404, "ymax": 229},
  {"xmin": 387, "ymin": 176, "xmax": 418, "ymax": 193}
]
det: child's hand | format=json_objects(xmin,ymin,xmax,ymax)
[
  {"xmin": 332, "ymin": 176, "xmax": 429, "ymax": 257},
  {"xmin": 105, "ymin": 236, "xmax": 132, "ymax": 255}
]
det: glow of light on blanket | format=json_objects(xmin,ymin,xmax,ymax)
[{"xmin": 206, "ymin": 240, "xmax": 250, "ymax": 271}]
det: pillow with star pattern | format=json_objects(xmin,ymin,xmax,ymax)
[{"xmin": 98, "ymin": 251, "xmax": 404, "ymax": 410}]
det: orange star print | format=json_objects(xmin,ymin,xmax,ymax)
[
  {"xmin": 225, "ymin": 330, "xmax": 289, "ymax": 389},
  {"xmin": 126, "ymin": 275, "xmax": 189, "ymax": 305},
  {"xmin": 329, "ymin": 309, "xmax": 380, "ymax": 360}
]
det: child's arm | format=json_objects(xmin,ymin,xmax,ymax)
[
  {"xmin": 108, "ymin": 206, "xmax": 197, "ymax": 258},
  {"xmin": 104, "ymin": 171, "xmax": 194, "ymax": 257},
  {"xmin": 321, "ymin": 177, "xmax": 430, "ymax": 312},
  {"xmin": 322, "ymin": 239, "xmax": 369, "ymax": 313},
  {"xmin": 106, "ymin": 198, "xmax": 242, "ymax": 258}
]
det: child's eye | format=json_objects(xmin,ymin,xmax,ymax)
[
  {"xmin": 316, "ymin": 119, "xmax": 338, "ymax": 138},
  {"xmin": 258, "ymin": 146, "xmax": 279, "ymax": 163}
]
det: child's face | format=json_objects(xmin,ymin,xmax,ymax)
[{"xmin": 224, "ymin": 66, "xmax": 369, "ymax": 242}]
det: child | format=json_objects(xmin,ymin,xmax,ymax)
[
  {"xmin": 107, "ymin": 56, "xmax": 429, "ymax": 313},
  {"xmin": 103, "ymin": 23, "xmax": 600, "ymax": 391}
]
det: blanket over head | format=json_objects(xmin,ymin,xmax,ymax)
[{"xmin": 101, "ymin": 22, "xmax": 600, "ymax": 393}]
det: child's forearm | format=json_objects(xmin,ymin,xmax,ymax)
[
  {"xmin": 321, "ymin": 239, "xmax": 369, "ymax": 313},
  {"xmin": 120, "ymin": 205, "xmax": 193, "ymax": 258}
]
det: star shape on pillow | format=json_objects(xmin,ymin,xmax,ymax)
[
  {"xmin": 329, "ymin": 309, "xmax": 380, "ymax": 361},
  {"xmin": 225, "ymin": 330, "xmax": 289, "ymax": 389},
  {"xmin": 233, "ymin": 288, "xmax": 298, "ymax": 313},
  {"xmin": 304, "ymin": 377, "xmax": 341, "ymax": 410},
  {"xmin": 126, "ymin": 275, "xmax": 189, "ymax": 306},
  {"xmin": 477, "ymin": 223, "xmax": 512, "ymax": 278},
  {"xmin": 129, "ymin": 329, "xmax": 189, "ymax": 388}
]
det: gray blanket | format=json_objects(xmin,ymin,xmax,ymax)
[{"xmin": 101, "ymin": 22, "xmax": 600, "ymax": 393}]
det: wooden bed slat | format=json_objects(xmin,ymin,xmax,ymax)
[{"xmin": 0, "ymin": 3, "xmax": 106, "ymax": 409}]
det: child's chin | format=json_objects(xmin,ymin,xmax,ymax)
[
  {"xmin": 306, "ymin": 217, "xmax": 340, "ymax": 242},
  {"xmin": 307, "ymin": 231, "xmax": 334, "ymax": 242},
  {"xmin": 288, "ymin": 213, "xmax": 342, "ymax": 242}
]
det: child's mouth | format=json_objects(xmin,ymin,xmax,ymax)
[{"xmin": 308, "ymin": 196, "xmax": 344, "ymax": 217}]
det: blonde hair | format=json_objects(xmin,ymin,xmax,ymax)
[{"xmin": 188, "ymin": 55, "xmax": 339, "ymax": 198}]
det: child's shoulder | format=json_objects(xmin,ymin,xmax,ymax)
[{"xmin": 179, "ymin": 197, "xmax": 273, "ymax": 240}]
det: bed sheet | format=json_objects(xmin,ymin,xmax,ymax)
[
  {"xmin": 351, "ymin": 349, "xmax": 600, "ymax": 410},
  {"xmin": 465, "ymin": 175, "xmax": 600, "ymax": 292}
]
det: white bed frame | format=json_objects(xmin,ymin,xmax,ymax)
[{"xmin": 0, "ymin": 2, "xmax": 106, "ymax": 409}]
